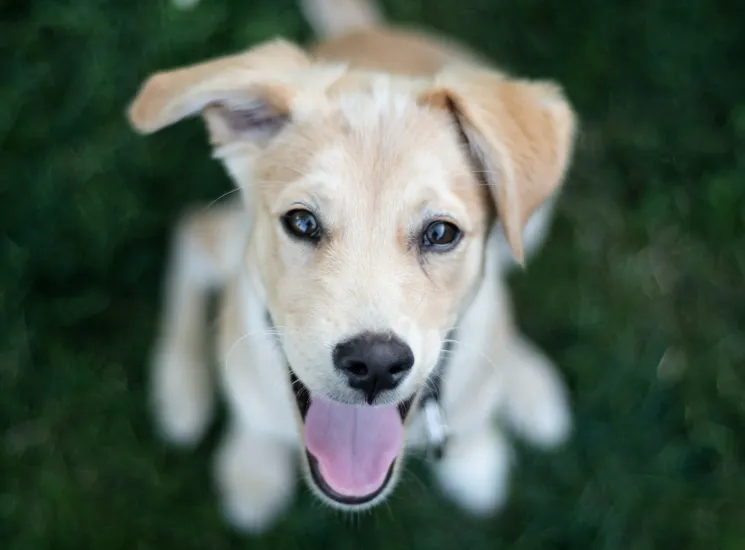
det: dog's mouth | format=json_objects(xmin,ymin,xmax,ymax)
[{"xmin": 291, "ymin": 372, "xmax": 414, "ymax": 505}]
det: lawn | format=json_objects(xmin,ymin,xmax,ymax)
[{"xmin": 2, "ymin": 0, "xmax": 744, "ymax": 548}]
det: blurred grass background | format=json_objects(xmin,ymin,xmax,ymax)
[{"xmin": 2, "ymin": 0, "xmax": 745, "ymax": 548}]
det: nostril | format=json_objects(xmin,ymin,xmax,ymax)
[
  {"xmin": 388, "ymin": 362, "xmax": 409, "ymax": 376},
  {"xmin": 345, "ymin": 360, "xmax": 368, "ymax": 378}
]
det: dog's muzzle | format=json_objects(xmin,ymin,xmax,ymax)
[{"xmin": 268, "ymin": 313, "xmax": 453, "ymax": 509}]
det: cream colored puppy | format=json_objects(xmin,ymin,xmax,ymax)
[{"xmin": 128, "ymin": 0, "xmax": 577, "ymax": 533}]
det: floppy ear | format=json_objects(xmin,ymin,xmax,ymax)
[
  {"xmin": 420, "ymin": 69, "xmax": 577, "ymax": 265},
  {"xmin": 127, "ymin": 39, "xmax": 312, "ymax": 145}
]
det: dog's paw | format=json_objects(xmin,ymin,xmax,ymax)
[
  {"xmin": 434, "ymin": 428, "xmax": 512, "ymax": 516},
  {"xmin": 501, "ymin": 340, "xmax": 572, "ymax": 449},
  {"xmin": 150, "ymin": 345, "xmax": 214, "ymax": 446},
  {"xmin": 214, "ymin": 428, "xmax": 295, "ymax": 534},
  {"xmin": 221, "ymin": 490, "xmax": 285, "ymax": 536}
]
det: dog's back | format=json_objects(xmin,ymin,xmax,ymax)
[{"xmin": 303, "ymin": 0, "xmax": 490, "ymax": 75}]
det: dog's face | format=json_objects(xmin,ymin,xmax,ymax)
[
  {"xmin": 128, "ymin": 39, "xmax": 576, "ymax": 509},
  {"xmin": 250, "ymin": 92, "xmax": 489, "ymax": 405},
  {"xmin": 246, "ymin": 97, "xmax": 490, "ymax": 506}
]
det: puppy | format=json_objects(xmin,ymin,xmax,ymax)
[{"xmin": 127, "ymin": 0, "xmax": 577, "ymax": 533}]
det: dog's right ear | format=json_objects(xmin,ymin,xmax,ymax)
[
  {"xmin": 420, "ymin": 69, "xmax": 577, "ymax": 265},
  {"xmin": 127, "ymin": 39, "xmax": 312, "ymax": 146}
]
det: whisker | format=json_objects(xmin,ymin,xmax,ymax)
[
  {"xmin": 443, "ymin": 166, "xmax": 503, "ymax": 178},
  {"xmin": 224, "ymin": 326, "xmax": 287, "ymax": 367},
  {"xmin": 400, "ymin": 467, "xmax": 430, "ymax": 493},
  {"xmin": 440, "ymin": 336, "xmax": 502, "ymax": 385},
  {"xmin": 412, "ymin": 290, "xmax": 428, "ymax": 316},
  {"xmin": 202, "ymin": 187, "xmax": 242, "ymax": 211}
]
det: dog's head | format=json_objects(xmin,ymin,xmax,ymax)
[{"xmin": 128, "ymin": 39, "xmax": 576, "ymax": 509}]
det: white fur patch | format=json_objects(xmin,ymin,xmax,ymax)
[{"xmin": 434, "ymin": 427, "xmax": 512, "ymax": 515}]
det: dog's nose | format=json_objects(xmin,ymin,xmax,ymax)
[{"xmin": 333, "ymin": 333, "xmax": 414, "ymax": 404}]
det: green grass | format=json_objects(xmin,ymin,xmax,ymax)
[{"xmin": 2, "ymin": 0, "xmax": 745, "ymax": 548}]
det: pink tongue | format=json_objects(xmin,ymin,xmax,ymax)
[{"xmin": 304, "ymin": 395, "xmax": 403, "ymax": 498}]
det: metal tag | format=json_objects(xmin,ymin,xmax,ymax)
[{"xmin": 422, "ymin": 398, "xmax": 449, "ymax": 461}]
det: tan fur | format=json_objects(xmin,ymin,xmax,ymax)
[
  {"xmin": 311, "ymin": 27, "xmax": 490, "ymax": 75},
  {"xmin": 131, "ymin": 0, "xmax": 576, "ymax": 533},
  {"xmin": 129, "ymin": 39, "xmax": 311, "ymax": 134},
  {"xmin": 422, "ymin": 71, "xmax": 577, "ymax": 263}
]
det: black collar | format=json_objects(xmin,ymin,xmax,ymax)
[{"xmin": 264, "ymin": 310, "xmax": 456, "ymax": 461}]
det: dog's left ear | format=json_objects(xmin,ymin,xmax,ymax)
[
  {"xmin": 126, "ymin": 39, "xmax": 313, "ymax": 146},
  {"xmin": 420, "ymin": 69, "xmax": 577, "ymax": 265}
]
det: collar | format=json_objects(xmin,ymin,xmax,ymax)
[{"xmin": 418, "ymin": 327, "xmax": 456, "ymax": 461}]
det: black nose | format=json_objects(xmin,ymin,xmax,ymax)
[{"xmin": 333, "ymin": 332, "xmax": 415, "ymax": 404}]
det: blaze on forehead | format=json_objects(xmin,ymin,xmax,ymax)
[{"xmin": 261, "ymin": 86, "xmax": 475, "ymax": 204}]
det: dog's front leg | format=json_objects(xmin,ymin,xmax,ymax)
[
  {"xmin": 214, "ymin": 421, "xmax": 297, "ymax": 534},
  {"xmin": 150, "ymin": 203, "xmax": 247, "ymax": 445},
  {"xmin": 498, "ymin": 336, "xmax": 572, "ymax": 450}
]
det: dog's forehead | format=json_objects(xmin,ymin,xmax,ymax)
[
  {"xmin": 289, "ymin": 83, "xmax": 475, "ymax": 211},
  {"xmin": 306, "ymin": 134, "xmax": 453, "ymax": 205},
  {"xmin": 254, "ymin": 71, "xmax": 486, "ymax": 228}
]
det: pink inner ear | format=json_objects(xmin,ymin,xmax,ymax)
[{"xmin": 216, "ymin": 100, "xmax": 290, "ymax": 139}]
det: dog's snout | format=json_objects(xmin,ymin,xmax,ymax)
[{"xmin": 333, "ymin": 333, "xmax": 414, "ymax": 404}]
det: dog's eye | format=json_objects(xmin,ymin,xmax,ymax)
[
  {"xmin": 421, "ymin": 220, "xmax": 461, "ymax": 251},
  {"xmin": 282, "ymin": 209, "xmax": 322, "ymax": 242}
]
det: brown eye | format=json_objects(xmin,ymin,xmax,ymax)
[
  {"xmin": 422, "ymin": 220, "xmax": 461, "ymax": 251},
  {"xmin": 282, "ymin": 209, "xmax": 322, "ymax": 242}
]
